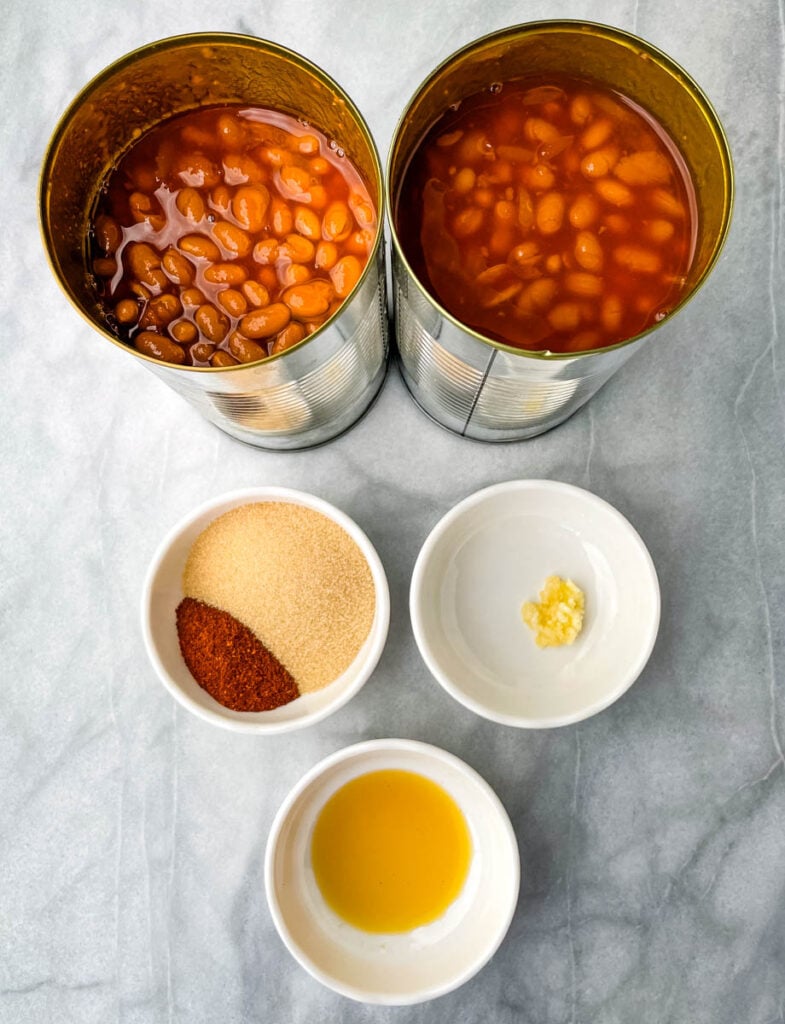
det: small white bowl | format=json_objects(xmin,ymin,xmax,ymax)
[
  {"xmin": 265, "ymin": 738, "xmax": 519, "ymax": 1005},
  {"xmin": 410, "ymin": 480, "xmax": 660, "ymax": 728},
  {"xmin": 141, "ymin": 487, "xmax": 390, "ymax": 733}
]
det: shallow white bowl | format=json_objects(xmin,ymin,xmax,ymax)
[
  {"xmin": 141, "ymin": 487, "xmax": 390, "ymax": 733},
  {"xmin": 410, "ymin": 480, "xmax": 660, "ymax": 728},
  {"xmin": 265, "ymin": 739, "xmax": 519, "ymax": 1004}
]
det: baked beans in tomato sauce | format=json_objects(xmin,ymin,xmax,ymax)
[
  {"xmin": 89, "ymin": 106, "xmax": 377, "ymax": 366},
  {"xmin": 395, "ymin": 75, "xmax": 697, "ymax": 353}
]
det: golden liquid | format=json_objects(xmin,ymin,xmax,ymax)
[{"xmin": 311, "ymin": 769, "xmax": 472, "ymax": 933}]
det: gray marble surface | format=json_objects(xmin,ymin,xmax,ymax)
[{"xmin": 2, "ymin": 0, "xmax": 784, "ymax": 1021}]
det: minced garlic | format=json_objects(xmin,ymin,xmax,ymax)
[{"xmin": 522, "ymin": 575, "xmax": 585, "ymax": 648}]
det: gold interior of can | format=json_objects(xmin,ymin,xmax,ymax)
[
  {"xmin": 40, "ymin": 33, "xmax": 382, "ymax": 365},
  {"xmin": 388, "ymin": 20, "xmax": 733, "ymax": 353}
]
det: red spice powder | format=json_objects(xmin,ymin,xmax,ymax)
[{"xmin": 175, "ymin": 597, "xmax": 299, "ymax": 712}]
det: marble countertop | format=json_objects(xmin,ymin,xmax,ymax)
[{"xmin": 2, "ymin": 1, "xmax": 784, "ymax": 1021}]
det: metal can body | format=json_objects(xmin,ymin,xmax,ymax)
[
  {"xmin": 40, "ymin": 34, "xmax": 387, "ymax": 450},
  {"xmin": 151, "ymin": 248, "xmax": 387, "ymax": 449},
  {"xmin": 387, "ymin": 21, "xmax": 733, "ymax": 442},
  {"xmin": 394, "ymin": 247, "xmax": 632, "ymax": 440}
]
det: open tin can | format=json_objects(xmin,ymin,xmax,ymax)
[
  {"xmin": 40, "ymin": 34, "xmax": 387, "ymax": 451},
  {"xmin": 387, "ymin": 21, "xmax": 733, "ymax": 441}
]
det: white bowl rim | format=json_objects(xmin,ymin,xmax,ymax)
[
  {"xmin": 409, "ymin": 479, "xmax": 661, "ymax": 729},
  {"xmin": 264, "ymin": 737, "xmax": 521, "ymax": 1005},
  {"xmin": 140, "ymin": 486, "xmax": 390, "ymax": 734}
]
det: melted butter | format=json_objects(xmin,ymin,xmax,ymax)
[{"xmin": 311, "ymin": 769, "xmax": 472, "ymax": 933}]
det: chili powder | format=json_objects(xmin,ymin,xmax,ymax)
[{"xmin": 175, "ymin": 597, "xmax": 299, "ymax": 711}]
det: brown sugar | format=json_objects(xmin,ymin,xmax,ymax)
[{"xmin": 182, "ymin": 502, "xmax": 376, "ymax": 693}]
